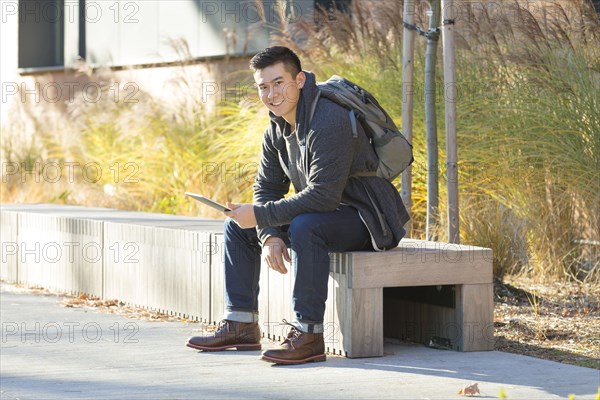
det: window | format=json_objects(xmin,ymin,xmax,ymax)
[{"xmin": 18, "ymin": 0, "xmax": 64, "ymax": 69}]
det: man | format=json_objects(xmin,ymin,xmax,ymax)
[{"xmin": 187, "ymin": 46, "xmax": 409, "ymax": 365}]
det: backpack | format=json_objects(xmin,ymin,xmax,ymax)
[{"xmin": 308, "ymin": 75, "xmax": 414, "ymax": 182}]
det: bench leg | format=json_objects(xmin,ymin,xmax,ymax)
[
  {"xmin": 456, "ymin": 283, "xmax": 494, "ymax": 351},
  {"xmin": 341, "ymin": 287, "xmax": 384, "ymax": 358}
]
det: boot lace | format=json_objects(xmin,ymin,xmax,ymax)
[
  {"xmin": 280, "ymin": 319, "xmax": 303, "ymax": 347},
  {"xmin": 216, "ymin": 319, "xmax": 230, "ymax": 333}
]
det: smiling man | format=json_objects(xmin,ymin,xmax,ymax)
[{"xmin": 187, "ymin": 46, "xmax": 409, "ymax": 365}]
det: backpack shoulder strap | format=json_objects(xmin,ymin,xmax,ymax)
[
  {"xmin": 308, "ymin": 90, "xmax": 321, "ymax": 125},
  {"xmin": 308, "ymin": 89, "xmax": 359, "ymax": 138}
]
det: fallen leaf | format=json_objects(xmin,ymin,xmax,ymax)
[{"xmin": 458, "ymin": 382, "xmax": 480, "ymax": 396}]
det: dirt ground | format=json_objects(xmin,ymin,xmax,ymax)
[
  {"xmin": 3, "ymin": 278, "xmax": 599, "ymax": 370},
  {"xmin": 493, "ymin": 276, "xmax": 599, "ymax": 370}
]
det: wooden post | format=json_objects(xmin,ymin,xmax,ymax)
[
  {"xmin": 401, "ymin": 0, "xmax": 416, "ymax": 237},
  {"xmin": 425, "ymin": 0, "xmax": 441, "ymax": 241},
  {"xmin": 442, "ymin": 0, "xmax": 460, "ymax": 243}
]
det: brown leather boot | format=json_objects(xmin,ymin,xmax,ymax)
[
  {"xmin": 261, "ymin": 323, "xmax": 326, "ymax": 365},
  {"xmin": 186, "ymin": 320, "xmax": 261, "ymax": 351}
]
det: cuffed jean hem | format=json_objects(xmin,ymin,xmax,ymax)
[
  {"xmin": 223, "ymin": 310, "xmax": 259, "ymax": 323},
  {"xmin": 293, "ymin": 320, "xmax": 324, "ymax": 334}
]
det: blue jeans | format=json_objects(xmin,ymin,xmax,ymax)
[{"xmin": 222, "ymin": 205, "xmax": 373, "ymax": 333}]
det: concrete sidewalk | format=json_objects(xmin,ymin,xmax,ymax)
[{"xmin": 1, "ymin": 283, "xmax": 598, "ymax": 400}]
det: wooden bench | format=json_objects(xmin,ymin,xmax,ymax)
[{"xmin": 258, "ymin": 239, "xmax": 494, "ymax": 358}]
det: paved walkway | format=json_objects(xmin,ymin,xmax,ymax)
[{"xmin": 1, "ymin": 282, "xmax": 598, "ymax": 400}]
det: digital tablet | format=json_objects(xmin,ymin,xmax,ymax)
[{"xmin": 185, "ymin": 192, "xmax": 231, "ymax": 212}]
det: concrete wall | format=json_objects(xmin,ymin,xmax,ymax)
[{"xmin": 0, "ymin": 204, "xmax": 225, "ymax": 322}]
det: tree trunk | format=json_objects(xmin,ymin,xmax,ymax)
[
  {"xmin": 442, "ymin": 0, "xmax": 460, "ymax": 243},
  {"xmin": 425, "ymin": 0, "xmax": 441, "ymax": 241},
  {"xmin": 401, "ymin": 0, "xmax": 416, "ymax": 237}
]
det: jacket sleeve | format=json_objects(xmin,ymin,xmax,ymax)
[
  {"xmin": 253, "ymin": 128, "xmax": 290, "ymax": 244},
  {"xmin": 253, "ymin": 112, "xmax": 356, "ymax": 228}
]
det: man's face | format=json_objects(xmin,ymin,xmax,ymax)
[{"xmin": 253, "ymin": 62, "xmax": 305, "ymax": 123}]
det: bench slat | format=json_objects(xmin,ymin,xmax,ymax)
[{"xmin": 347, "ymin": 239, "xmax": 493, "ymax": 289}]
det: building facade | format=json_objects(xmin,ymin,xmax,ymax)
[{"xmin": 1, "ymin": 0, "xmax": 339, "ymax": 131}]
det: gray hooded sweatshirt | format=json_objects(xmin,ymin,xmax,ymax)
[{"xmin": 253, "ymin": 71, "xmax": 409, "ymax": 250}]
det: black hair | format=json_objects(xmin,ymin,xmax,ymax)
[{"xmin": 249, "ymin": 46, "xmax": 302, "ymax": 77}]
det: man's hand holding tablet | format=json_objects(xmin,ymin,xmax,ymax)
[{"xmin": 223, "ymin": 202, "xmax": 257, "ymax": 229}]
